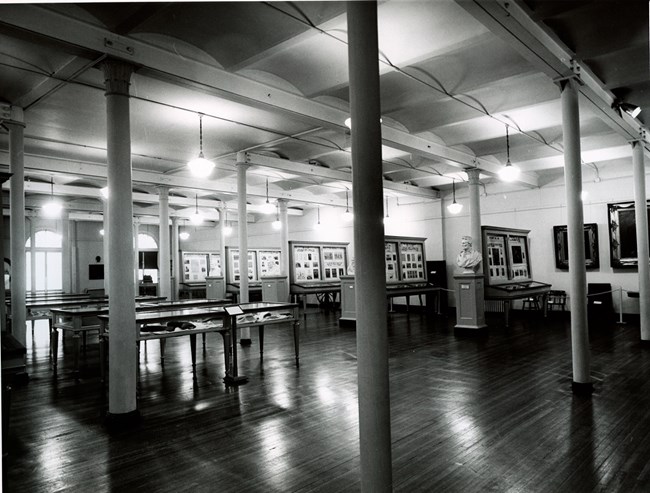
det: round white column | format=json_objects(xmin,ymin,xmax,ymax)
[
  {"xmin": 236, "ymin": 160, "xmax": 250, "ymax": 342},
  {"xmin": 158, "ymin": 186, "xmax": 171, "ymax": 300},
  {"xmin": 632, "ymin": 141, "xmax": 650, "ymax": 341}
]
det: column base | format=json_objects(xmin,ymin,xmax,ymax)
[
  {"xmin": 640, "ymin": 339, "xmax": 650, "ymax": 349},
  {"xmin": 338, "ymin": 318, "xmax": 356, "ymax": 328},
  {"xmin": 223, "ymin": 375, "xmax": 248, "ymax": 386},
  {"xmin": 454, "ymin": 325, "xmax": 488, "ymax": 337},
  {"xmin": 571, "ymin": 381, "xmax": 594, "ymax": 396},
  {"xmin": 105, "ymin": 409, "xmax": 141, "ymax": 433},
  {"xmin": 239, "ymin": 338, "xmax": 252, "ymax": 347}
]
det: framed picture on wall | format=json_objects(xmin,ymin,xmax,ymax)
[
  {"xmin": 553, "ymin": 223, "xmax": 599, "ymax": 270},
  {"xmin": 608, "ymin": 200, "xmax": 650, "ymax": 268}
]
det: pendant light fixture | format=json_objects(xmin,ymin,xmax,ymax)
[
  {"xmin": 189, "ymin": 194, "xmax": 203, "ymax": 225},
  {"xmin": 272, "ymin": 202, "xmax": 282, "ymax": 230},
  {"xmin": 341, "ymin": 189, "xmax": 353, "ymax": 222},
  {"xmin": 314, "ymin": 205, "xmax": 322, "ymax": 230},
  {"xmin": 261, "ymin": 178, "xmax": 275, "ymax": 214},
  {"xmin": 100, "ymin": 186, "xmax": 109, "ymax": 199},
  {"xmin": 42, "ymin": 177, "xmax": 63, "ymax": 218},
  {"xmin": 446, "ymin": 178, "xmax": 463, "ymax": 214},
  {"xmin": 187, "ymin": 113, "xmax": 215, "ymax": 178},
  {"xmin": 383, "ymin": 197, "xmax": 392, "ymax": 224},
  {"xmin": 499, "ymin": 125, "xmax": 520, "ymax": 182},
  {"xmin": 223, "ymin": 208, "xmax": 233, "ymax": 237},
  {"xmin": 179, "ymin": 216, "xmax": 190, "ymax": 240}
]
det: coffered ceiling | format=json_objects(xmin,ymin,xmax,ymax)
[{"xmin": 0, "ymin": 1, "xmax": 648, "ymax": 220}]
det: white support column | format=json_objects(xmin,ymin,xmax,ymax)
[
  {"xmin": 102, "ymin": 59, "xmax": 139, "ymax": 427},
  {"xmin": 466, "ymin": 168, "xmax": 483, "ymax": 270},
  {"xmin": 102, "ymin": 198, "xmax": 110, "ymax": 293},
  {"xmin": 28, "ymin": 216, "xmax": 34, "ymax": 294},
  {"xmin": 561, "ymin": 77, "xmax": 592, "ymax": 394},
  {"xmin": 133, "ymin": 217, "xmax": 140, "ymax": 290},
  {"xmin": 235, "ymin": 160, "xmax": 251, "ymax": 342},
  {"xmin": 347, "ymin": 3, "xmax": 393, "ymax": 491},
  {"xmin": 278, "ymin": 199, "xmax": 289, "ymax": 301},
  {"xmin": 158, "ymin": 186, "xmax": 171, "ymax": 300},
  {"xmin": 7, "ymin": 113, "xmax": 27, "ymax": 346},
  {"xmin": 218, "ymin": 206, "xmax": 226, "ymax": 278},
  {"xmin": 632, "ymin": 141, "xmax": 650, "ymax": 341},
  {"xmin": 61, "ymin": 211, "xmax": 71, "ymax": 292},
  {"xmin": 171, "ymin": 216, "xmax": 179, "ymax": 300},
  {"xmin": 70, "ymin": 220, "xmax": 78, "ymax": 293}
]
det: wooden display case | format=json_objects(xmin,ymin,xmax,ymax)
[{"xmin": 384, "ymin": 236, "xmax": 427, "ymax": 283}]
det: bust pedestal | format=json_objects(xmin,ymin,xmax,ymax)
[{"xmin": 454, "ymin": 273, "xmax": 487, "ymax": 333}]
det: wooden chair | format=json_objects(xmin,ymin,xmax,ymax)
[
  {"xmin": 522, "ymin": 296, "xmax": 541, "ymax": 310},
  {"xmin": 547, "ymin": 290, "xmax": 567, "ymax": 311}
]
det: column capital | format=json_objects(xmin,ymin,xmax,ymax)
[
  {"xmin": 1, "ymin": 104, "xmax": 24, "ymax": 126},
  {"xmin": 465, "ymin": 168, "xmax": 481, "ymax": 184},
  {"xmin": 156, "ymin": 185, "xmax": 170, "ymax": 195},
  {"xmin": 236, "ymin": 161, "xmax": 250, "ymax": 171},
  {"xmin": 102, "ymin": 59, "xmax": 134, "ymax": 96}
]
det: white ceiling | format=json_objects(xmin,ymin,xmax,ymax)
[{"xmin": 0, "ymin": 1, "xmax": 648, "ymax": 220}]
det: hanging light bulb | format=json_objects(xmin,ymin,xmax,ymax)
[
  {"xmin": 187, "ymin": 113, "xmax": 215, "ymax": 178},
  {"xmin": 179, "ymin": 217, "xmax": 190, "ymax": 240},
  {"xmin": 100, "ymin": 186, "xmax": 109, "ymax": 199},
  {"xmin": 222, "ymin": 208, "xmax": 232, "ymax": 236},
  {"xmin": 383, "ymin": 197, "xmax": 392, "ymax": 224},
  {"xmin": 261, "ymin": 178, "xmax": 276, "ymax": 214},
  {"xmin": 341, "ymin": 189, "xmax": 354, "ymax": 222},
  {"xmin": 41, "ymin": 177, "xmax": 63, "ymax": 218},
  {"xmin": 189, "ymin": 194, "xmax": 203, "ymax": 225},
  {"xmin": 446, "ymin": 178, "xmax": 463, "ymax": 214},
  {"xmin": 99, "ymin": 228, "xmax": 105, "ymax": 236},
  {"xmin": 499, "ymin": 125, "xmax": 520, "ymax": 182},
  {"xmin": 272, "ymin": 202, "xmax": 282, "ymax": 230}
]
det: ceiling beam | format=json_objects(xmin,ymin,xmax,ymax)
[
  {"xmin": 0, "ymin": 152, "xmax": 347, "ymax": 208},
  {"xmin": 239, "ymin": 152, "xmax": 441, "ymax": 199},
  {"xmin": 0, "ymin": 4, "xmax": 538, "ymax": 188},
  {"xmin": 456, "ymin": 0, "xmax": 648, "ymax": 153}
]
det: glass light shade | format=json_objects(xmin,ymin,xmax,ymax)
[
  {"xmin": 99, "ymin": 229, "xmax": 105, "ymax": 236},
  {"xmin": 581, "ymin": 190, "xmax": 588, "ymax": 201},
  {"xmin": 179, "ymin": 231, "xmax": 190, "ymax": 240},
  {"xmin": 223, "ymin": 225, "xmax": 233, "ymax": 236},
  {"xmin": 100, "ymin": 187, "xmax": 109, "ymax": 199},
  {"xmin": 499, "ymin": 162, "xmax": 520, "ymax": 182},
  {"xmin": 272, "ymin": 219, "xmax": 282, "ymax": 230},
  {"xmin": 187, "ymin": 156, "xmax": 214, "ymax": 178},
  {"xmin": 447, "ymin": 201, "xmax": 463, "ymax": 214},
  {"xmin": 189, "ymin": 211, "xmax": 203, "ymax": 225},
  {"xmin": 383, "ymin": 215, "xmax": 392, "ymax": 225},
  {"xmin": 260, "ymin": 201, "xmax": 275, "ymax": 214},
  {"xmin": 342, "ymin": 210, "xmax": 354, "ymax": 223},
  {"xmin": 41, "ymin": 199, "xmax": 63, "ymax": 218}
]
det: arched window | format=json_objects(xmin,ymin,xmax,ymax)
[
  {"xmin": 26, "ymin": 230, "xmax": 63, "ymax": 291},
  {"xmin": 137, "ymin": 233, "xmax": 159, "ymax": 283}
]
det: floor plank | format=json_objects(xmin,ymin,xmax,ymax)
[{"xmin": 4, "ymin": 309, "xmax": 650, "ymax": 492}]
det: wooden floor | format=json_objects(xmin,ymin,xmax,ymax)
[{"xmin": 4, "ymin": 307, "xmax": 650, "ymax": 492}]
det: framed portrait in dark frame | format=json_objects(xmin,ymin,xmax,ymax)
[
  {"xmin": 608, "ymin": 201, "xmax": 650, "ymax": 268},
  {"xmin": 553, "ymin": 223, "xmax": 599, "ymax": 270}
]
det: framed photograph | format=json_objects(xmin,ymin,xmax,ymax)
[
  {"xmin": 608, "ymin": 200, "xmax": 650, "ymax": 268},
  {"xmin": 553, "ymin": 223, "xmax": 599, "ymax": 270}
]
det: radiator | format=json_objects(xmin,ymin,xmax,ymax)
[{"xmin": 484, "ymin": 300, "xmax": 505, "ymax": 313}]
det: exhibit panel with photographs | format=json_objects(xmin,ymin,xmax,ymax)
[
  {"xmin": 321, "ymin": 246, "xmax": 347, "ymax": 280},
  {"xmin": 181, "ymin": 252, "xmax": 220, "ymax": 282},
  {"xmin": 258, "ymin": 250, "xmax": 282, "ymax": 277},
  {"xmin": 385, "ymin": 242, "xmax": 398, "ymax": 282},
  {"xmin": 226, "ymin": 248, "xmax": 258, "ymax": 283},
  {"xmin": 384, "ymin": 236, "xmax": 427, "ymax": 283},
  {"xmin": 288, "ymin": 241, "xmax": 349, "ymax": 284},
  {"xmin": 608, "ymin": 200, "xmax": 650, "ymax": 268},
  {"xmin": 481, "ymin": 227, "xmax": 533, "ymax": 286}
]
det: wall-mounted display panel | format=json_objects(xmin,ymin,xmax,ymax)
[
  {"xmin": 553, "ymin": 223, "xmax": 599, "ymax": 270},
  {"xmin": 481, "ymin": 227, "xmax": 532, "ymax": 286},
  {"xmin": 289, "ymin": 241, "xmax": 348, "ymax": 284},
  {"xmin": 608, "ymin": 200, "xmax": 650, "ymax": 268},
  {"xmin": 258, "ymin": 250, "xmax": 282, "ymax": 277},
  {"xmin": 384, "ymin": 236, "xmax": 427, "ymax": 283},
  {"xmin": 181, "ymin": 252, "xmax": 220, "ymax": 282},
  {"xmin": 226, "ymin": 248, "xmax": 258, "ymax": 283}
]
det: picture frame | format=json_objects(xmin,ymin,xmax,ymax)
[
  {"xmin": 553, "ymin": 223, "xmax": 599, "ymax": 270},
  {"xmin": 607, "ymin": 201, "xmax": 650, "ymax": 268}
]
